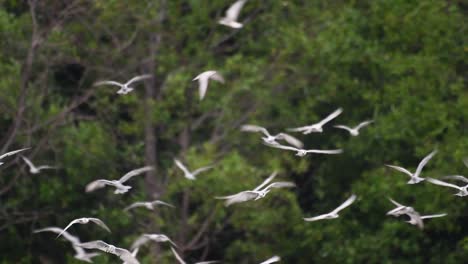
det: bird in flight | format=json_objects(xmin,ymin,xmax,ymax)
[
  {"xmin": 303, "ymin": 194, "xmax": 357, "ymax": 222},
  {"xmin": 131, "ymin": 234, "xmax": 177, "ymax": 250},
  {"xmin": 260, "ymin": 255, "xmax": 281, "ymax": 264},
  {"xmin": 34, "ymin": 227, "xmax": 101, "ymax": 263},
  {"xmin": 174, "ymin": 159, "xmax": 213, "ymax": 180},
  {"xmin": 57, "ymin": 217, "xmax": 111, "ymax": 238},
  {"xmin": 218, "ymin": 0, "xmax": 247, "ymax": 29},
  {"xmin": 386, "ymin": 198, "xmax": 416, "ymax": 216},
  {"xmin": 426, "ymin": 177, "xmax": 468, "ymax": 197},
  {"xmin": 171, "ymin": 247, "xmax": 219, "ymax": 264},
  {"xmin": 288, "ymin": 108, "xmax": 343, "ymax": 134},
  {"xmin": 77, "ymin": 240, "xmax": 140, "ymax": 264},
  {"xmin": 241, "ymin": 124, "xmax": 303, "ymax": 148},
  {"xmin": 334, "ymin": 120, "xmax": 374, "ymax": 136},
  {"xmin": 85, "ymin": 166, "xmax": 153, "ymax": 194},
  {"xmin": 21, "ymin": 156, "xmax": 56, "ymax": 174},
  {"xmin": 124, "ymin": 200, "xmax": 175, "ymax": 212},
  {"xmin": 94, "ymin": 74, "xmax": 152, "ymax": 95},
  {"xmin": 385, "ymin": 150, "xmax": 437, "ymax": 184},
  {"xmin": 216, "ymin": 171, "xmax": 295, "ymax": 206},
  {"xmin": 265, "ymin": 142, "xmax": 343, "ymax": 157},
  {"xmin": 0, "ymin": 147, "xmax": 29, "ymax": 166},
  {"xmin": 192, "ymin": 71, "xmax": 225, "ymax": 100}
]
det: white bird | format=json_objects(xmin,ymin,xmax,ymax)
[
  {"xmin": 94, "ymin": 74, "xmax": 152, "ymax": 95},
  {"xmin": 386, "ymin": 198, "xmax": 415, "ymax": 216},
  {"xmin": 0, "ymin": 147, "xmax": 29, "ymax": 165},
  {"xmin": 57, "ymin": 217, "xmax": 111, "ymax": 238},
  {"xmin": 385, "ymin": 150, "xmax": 437, "ymax": 184},
  {"xmin": 192, "ymin": 71, "xmax": 225, "ymax": 100},
  {"xmin": 288, "ymin": 108, "xmax": 343, "ymax": 134},
  {"xmin": 265, "ymin": 142, "xmax": 343, "ymax": 157},
  {"xmin": 21, "ymin": 156, "xmax": 56, "ymax": 174},
  {"xmin": 218, "ymin": 0, "xmax": 247, "ymax": 29},
  {"xmin": 260, "ymin": 256, "xmax": 281, "ymax": 264},
  {"xmin": 216, "ymin": 172, "xmax": 295, "ymax": 206},
  {"xmin": 426, "ymin": 177, "xmax": 468, "ymax": 197},
  {"xmin": 174, "ymin": 159, "xmax": 213, "ymax": 180},
  {"xmin": 303, "ymin": 194, "xmax": 357, "ymax": 222},
  {"xmin": 405, "ymin": 211, "xmax": 447, "ymax": 229},
  {"xmin": 85, "ymin": 166, "xmax": 154, "ymax": 194},
  {"xmin": 77, "ymin": 240, "xmax": 140, "ymax": 264},
  {"xmin": 241, "ymin": 124, "xmax": 303, "ymax": 148},
  {"xmin": 171, "ymin": 247, "xmax": 219, "ymax": 264},
  {"xmin": 334, "ymin": 120, "xmax": 374, "ymax": 136},
  {"xmin": 34, "ymin": 227, "xmax": 101, "ymax": 263},
  {"xmin": 131, "ymin": 234, "xmax": 177, "ymax": 250},
  {"xmin": 124, "ymin": 200, "xmax": 175, "ymax": 212}
]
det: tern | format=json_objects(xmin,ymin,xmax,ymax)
[
  {"xmin": 34, "ymin": 227, "xmax": 101, "ymax": 263},
  {"xmin": 0, "ymin": 147, "xmax": 29, "ymax": 166},
  {"xmin": 216, "ymin": 171, "xmax": 295, "ymax": 206},
  {"xmin": 333, "ymin": 120, "xmax": 374, "ymax": 136},
  {"xmin": 57, "ymin": 217, "xmax": 111, "ymax": 238},
  {"xmin": 94, "ymin": 74, "xmax": 152, "ymax": 95},
  {"xmin": 77, "ymin": 240, "xmax": 140, "ymax": 264},
  {"xmin": 385, "ymin": 150, "xmax": 437, "ymax": 184},
  {"xmin": 174, "ymin": 159, "xmax": 213, "ymax": 180},
  {"xmin": 124, "ymin": 200, "xmax": 175, "ymax": 212},
  {"xmin": 288, "ymin": 108, "xmax": 343, "ymax": 134},
  {"xmin": 171, "ymin": 247, "xmax": 219, "ymax": 264},
  {"xmin": 21, "ymin": 156, "xmax": 56, "ymax": 174},
  {"xmin": 264, "ymin": 142, "xmax": 343, "ymax": 157},
  {"xmin": 303, "ymin": 194, "xmax": 357, "ymax": 222},
  {"xmin": 260, "ymin": 256, "xmax": 281, "ymax": 264},
  {"xmin": 386, "ymin": 198, "xmax": 415, "ymax": 216},
  {"xmin": 192, "ymin": 71, "xmax": 225, "ymax": 100},
  {"xmin": 218, "ymin": 0, "xmax": 247, "ymax": 29},
  {"xmin": 241, "ymin": 124, "xmax": 303, "ymax": 148},
  {"xmin": 85, "ymin": 166, "xmax": 153, "ymax": 194},
  {"xmin": 131, "ymin": 234, "xmax": 177, "ymax": 250},
  {"xmin": 426, "ymin": 177, "xmax": 468, "ymax": 197}
]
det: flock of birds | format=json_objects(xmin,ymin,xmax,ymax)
[{"xmin": 1, "ymin": 0, "xmax": 466, "ymax": 263}]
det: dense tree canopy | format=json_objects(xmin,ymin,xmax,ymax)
[{"xmin": 0, "ymin": 0, "xmax": 467, "ymax": 263}]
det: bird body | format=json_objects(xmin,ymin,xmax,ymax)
[
  {"xmin": 288, "ymin": 108, "xmax": 343, "ymax": 134},
  {"xmin": 385, "ymin": 150, "xmax": 437, "ymax": 184},
  {"xmin": 193, "ymin": 71, "xmax": 224, "ymax": 100},
  {"xmin": 174, "ymin": 159, "xmax": 213, "ymax": 180},
  {"xmin": 334, "ymin": 120, "xmax": 373, "ymax": 136},
  {"xmin": 94, "ymin": 74, "xmax": 152, "ymax": 95},
  {"xmin": 303, "ymin": 194, "xmax": 356, "ymax": 222},
  {"xmin": 218, "ymin": 0, "xmax": 247, "ymax": 29}
]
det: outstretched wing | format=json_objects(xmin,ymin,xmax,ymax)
[
  {"xmin": 426, "ymin": 178, "xmax": 462, "ymax": 190},
  {"xmin": 0, "ymin": 148, "xmax": 30, "ymax": 160},
  {"xmin": 192, "ymin": 165, "xmax": 214, "ymax": 176},
  {"xmin": 89, "ymin": 218, "xmax": 111, "ymax": 233},
  {"xmin": 442, "ymin": 175, "xmax": 468, "ymax": 183},
  {"xmin": 303, "ymin": 214, "xmax": 329, "ymax": 222},
  {"xmin": 171, "ymin": 247, "xmax": 187, "ymax": 264},
  {"xmin": 241, "ymin": 124, "xmax": 270, "ymax": 137},
  {"xmin": 131, "ymin": 235, "xmax": 149, "ymax": 250},
  {"xmin": 85, "ymin": 179, "xmax": 113, "ymax": 192},
  {"xmin": 225, "ymin": 0, "xmax": 247, "ymax": 20},
  {"xmin": 57, "ymin": 219, "xmax": 81, "ymax": 238},
  {"xmin": 94, "ymin": 80, "xmax": 123, "ymax": 87},
  {"xmin": 125, "ymin": 74, "xmax": 152, "ymax": 85},
  {"xmin": 317, "ymin": 108, "xmax": 343, "ymax": 125},
  {"xmin": 355, "ymin": 120, "xmax": 374, "ymax": 130},
  {"xmin": 124, "ymin": 202, "xmax": 145, "ymax": 211},
  {"xmin": 305, "ymin": 149, "xmax": 343, "ymax": 154},
  {"xmin": 253, "ymin": 171, "xmax": 278, "ymax": 191},
  {"xmin": 217, "ymin": 191, "xmax": 259, "ymax": 206},
  {"xmin": 264, "ymin": 143, "xmax": 299, "ymax": 152},
  {"xmin": 34, "ymin": 227, "xmax": 80, "ymax": 244},
  {"xmin": 420, "ymin": 213, "xmax": 447, "ymax": 219},
  {"xmin": 331, "ymin": 194, "xmax": 357, "ymax": 214},
  {"xmin": 152, "ymin": 200, "xmax": 175, "ymax": 208},
  {"xmin": 209, "ymin": 72, "xmax": 225, "ymax": 83},
  {"xmin": 76, "ymin": 240, "xmax": 110, "ymax": 251},
  {"xmin": 119, "ymin": 166, "xmax": 154, "ymax": 183},
  {"xmin": 333, "ymin": 125, "xmax": 353, "ymax": 132},
  {"xmin": 174, "ymin": 159, "xmax": 191, "ymax": 176},
  {"xmin": 262, "ymin": 181, "xmax": 296, "ymax": 192},
  {"xmin": 415, "ymin": 150, "xmax": 437, "ymax": 177},
  {"xmin": 276, "ymin": 133, "xmax": 303, "ymax": 148},
  {"xmin": 21, "ymin": 156, "xmax": 35, "ymax": 170},
  {"xmin": 385, "ymin": 164, "xmax": 413, "ymax": 177},
  {"xmin": 260, "ymin": 256, "xmax": 281, "ymax": 264}
]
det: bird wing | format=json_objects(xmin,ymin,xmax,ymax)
[
  {"xmin": 262, "ymin": 181, "xmax": 296, "ymax": 192},
  {"xmin": 426, "ymin": 178, "xmax": 462, "ymax": 190},
  {"xmin": 225, "ymin": 0, "xmax": 247, "ymax": 20},
  {"xmin": 240, "ymin": 124, "xmax": 271, "ymax": 137},
  {"xmin": 170, "ymin": 247, "xmax": 187, "ymax": 264},
  {"xmin": 333, "ymin": 125, "xmax": 353, "ymax": 132},
  {"xmin": 286, "ymin": 126, "xmax": 308, "ymax": 133},
  {"xmin": 305, "ymin": 149, "xmax": 343, "ymax": 154},
  {"xmin": 174, "ymin": 159, "xmax": 191, "ymax": 176},
  {"xmin": 355, "ymin": 120, "xmax": 374, "ymax": 130},
  {"xmin": 192, "ymin": 165, "xmax": 214, "ymax": 176},
  {"xmin": 253, "ymin": 171, "xmax": 278, "ymax": 191},
  {"xmin": 34, "ymin": 227, "xmax": 80, "ymax": 244},
  {"xmin": 76, "ymin": 240, "xmax": 110, "ymax": 251},
  {"xmin": 89, "ymin": 218, "xmax": 111, "ymax": 233},
  {"xmin": 94, "ymin": 80, "xmax": 123, "ymax": 87},
  {"xmin": 152, "ymin": 200, "xmax": 175, "ymax": 208},
  {"xmin": 57, "ymin": 219, "xmax": 81, "ymax": 238},
  {"xmin": 442, "ymin": 175, "xmax": 468, "ymax": 183},
  {"xmin": 317, "ymin": 108, "xmax": 343, "ymax": 125},
  {"xmin": 385, "ymin": 164, "xmax": 413, "ymax": 177},
  {"xmin": 260, "ymin": 256, "xmax": 281, "ymax": 264},
  {"xmin": 209, "ymin": 72, "xmax": 225, "ymax": 83},
  {"xmin": 131, "ymin": 235, "xmax": 149, "ymax": 250},
  {"xmin": 36, "ymin": 165, "xmax": 56, "ymax": 170},
  {"xmin": 125, "ymin": 74, "xmax": 152, "ymax": 85},
  {"xmin": 265, "ymin": 143, "xmax": 299, "ymax": 152},
  {"xmin": 115, "ymin": 247, "xmax": 140, "ymax": 264},
  {"xmin": 388, "ymin": 198, "xmax": 405, "ymax": 208},
  {"xmin": 420, "ymin": 213, "xmax": 447, "ymax": 219},
  {"xmin": 0, "ymin": 148, "xmax": 30, "ymax": 160},
  {"xmin": 415, "ymin": 150, "xmax": 437, "ymax": 177},
  {"xmin": 124, "ymin": 202, "xmax": 145, "ymax": 211},
  {"xmin": 119, "ymin": 166, "xmax": 154, "ymax": 183},
  {"xmin": 331, "ymin": 194, "xmax": 357, "ymax": 214},
  {"xmin": 85, "ymin": 179, "xmax": 113, "ymax": 192},
  {"xmin": 303, "ymin": 214, "xmax": 329, "ymax": 222},
  {"xmin": 21, "ymin": 156, "xmax": 35, "ymax": 170},
  {"xmin": 220, "ymin": 191, "xmax": 259, "ymax": 206},
  {"xmin": 276, "ymin": 133, "xmax": 303, "ymax": 148}
]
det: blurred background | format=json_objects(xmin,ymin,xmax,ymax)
[{"xmin": 0, "ymin": 0, "xmax": 467, "ymax": 263}]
